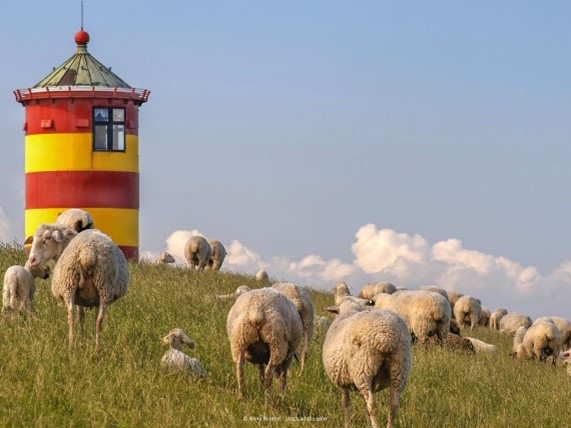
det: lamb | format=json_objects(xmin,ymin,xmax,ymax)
[
  {"xmin": 272, "ymin": 282, "xmax": 315, "ymax": 371},
  {"xmin": 55, "ymin": 208, "xmax": 94, "ymax": 233},
  {"xmin": 322, "ymin": 299, "xmax": 412, "ymax": 428},
  {"xmin": 226, "ymin": 288, "xmax": 302, "ymax": 400},
  {"xmin": 465, "ymin": 337, "xmax": 497, "ymax": 353},
  {"xmin": 499, "ymin": 312, "xmax": 532, "ymax": 336},
  {"xmin": 2, "ymin": 261, "xmax": 50, "ymax": 316},
  {"xmin": 161, "ymin": 328, "xmax": 208, "ymax": 379},
  {"xmin": 373, "ymin": 290, "xmax": 451, "ymax": 344},
  {"xmin": 357, "ymin": 282, "xmax": 396, "ymax": 299},
  {"xmin": 512, "ymin": 321, "xmax": 561, "ymax": 365},
  {"xmin": 158, "ymin": 251, "xmax": 175, "ymax": 264},
  {"xmin": 453, "ymin": 295, "xmax": 482, "ymax": 330},
  {"xmin": 489, "ymin": 308, "xmax": 508, "ymax": 330},
  {"xmin": 478, "ymin": 307, "xmax": 491, "ymax": 327},
  {"xmin": 207, "ymin": 239, "xmax": 226, "ymax": 272},
  {"xmin": 255, "ymin": 269, "xmax": 269, "ymax": 282},
  {"xmin": 184, "ymin": 236, "xmax": 212, "ymax": 270},
  {"xmin": 28, "ymin": 224, "xmax": 129, "ymax": 353}
]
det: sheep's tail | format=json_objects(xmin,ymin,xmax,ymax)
[{"xmin": 249, "ymin": 307, "xmax": 265, "ymax": 329}]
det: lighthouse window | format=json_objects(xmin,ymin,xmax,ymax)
[{"xmin": 93, "ymin": 107, "xmax": 125, "ymax": 152}]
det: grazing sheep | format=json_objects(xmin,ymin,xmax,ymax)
[
  {"xmin": 427, "ymin": 332, "xmax": 475, "ymax": 354},
  {"xmin": 478, "ymin": 307, "xmax": 491, "ymax": 327},
  {"xmin": 184, "ymin": 236, "xmax": 212, "ymax": 270},
  {"xmin": 512, "ymin": 321, "xmax": 561, "ymax": 365},
  {"xmin": 207, "ymin": 239, "xmax": 227, "ymax": 272},
  {"xmin": 499, "ymin": 312, "xmax": 533, "ymax": 336},
  {"xmin": 55, "ymin": 208, "xmax": 94, "ymax": 233},
  {"xmin": 216, "ymin": 285, "xmax": 252, "ymax": 301},
  {"xmin": 323, "ymin": 299, "xmax": 412, "ymax": 428},
  {"xmin": 161, "ymin": 328, "xmax": 208, "ymax": 379},
  {"xmin": 272, "ymin": 282, "xmax": 315, "ymax": 371},
  {"xmin": 28, "ymin": 224, "xmax": 129, "ymax": 353},
  {"xmin": 226, "ymin": 288, "xmax": 302, "ymax": 400},
  {"xmin": 446, "ymin": 291, "xmax": 464, "ymax": 318},
  {"xmin": 466, "ymin": 337, "xmax": 497, "ymax": 353},
  {"xmin": 533, "ymin": 316, "xmax": 554, "ymax": 325},
  {"xmin": 453, "ymin": 295, "xmax": 482, "ymax": 330},
  {"xmin": 417, "ymin": 285, "xmax": 450, "ymax": 303},
  {"xmin": 2, "ymin": 261, "xmax": 50, "ymax": 316},
  {"xmin": 358, "ymin": 282, "xmax": 396, "ymax": 299},
  {"xmin": 551, "ymin": 317, "xmax": 571, "ymax": 351},
  {"xmin": 489, "ymin": 308, "xmax": 508, "ymax": 330},
  {"xmin": 158, "ymin": 251, "xmax": 175, "ymax": 264},
  {"xmin": 373, "ymin": 290, "xmax": 451, "ymax": 344},
  {"xmin": 255, "ymin": 269, "xmax": 269, "ymax": 282}
]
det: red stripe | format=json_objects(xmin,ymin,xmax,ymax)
[
  {"xmin": 119, "ymin": 246, "xmax": 139, "ymax": 261},
  {"xmin": 26, "ymin": 171, "xmax": 138, "ymax": 209}
]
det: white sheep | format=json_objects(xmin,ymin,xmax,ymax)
[
  {"xmin": 272, "ymin": 282, "xmax": 315, "ymax": 372},
  {"xmin": 489, "ymin": 308, "xmax": 508, "ymax": 330},
  {"xmin": 184, "ymin": 236, "xmax": 212, "ymax": 271},
  {"xmin": 322, "ymin": 299, "xmax": 412, "ymax": 428},
  {"xmin": 417, "ymin": 285, "xmax": 450, "ymax": 303},
  {"xmin": 158, "ymin": 251, "xmax": 175, "ymax": 264},
  {"xmin": 358, "ymin": 282, "xmax": 397, "ymax": 299},
  {"xmin": 512, "ymin": 321, "xmax": 561, "ymax": 365},
  {"xmin": 161, "ymin": 328, "xmax": 208, "ymax": 379},
  {"xmin": 373, "ymin": 290, "xmax": 451, "ymax": 344},
  {"xmin": 465, "ymin": 337, "xmax": 497, "ymax": 353},
  {"xmin": 2, "ymin": 261, "xmax": 50, "ymax": 316},
  {"xmin": 453, "ymin": 295, "xmax": 482, "ymax": 330},
  {"xmin": 446, "ymin": 291, "xmax": 464, "ymax": 318},
  {"xmin": 499, "ymin": 312, "xmax": 533, "ymax": 336},
  {"xmin": 478, "ymin": 307, "xmax": 491, "ymax": 327},
  {"xmin": 226, "ymin": 287, "xmax": 302, "ymax": 400},
  {"xmin": 28, "ymin": 224, "xmax": 129, "ymax": 353},
  {"xmin": 550, "ymin": 316, "xmax": 571, "ymax": 351},
  {"xmin": 207, "ymin": 239, "xmax": 227, "ymax": 272},
  {"xmin": 27, "ymin": 223, "xmax": 78, "ymax": 266},
  {"xmin": 55, "ymin": 208, "xmax": 94, "ymax": 233},
  {"xmin": 255, "ymin": 269, "xmax": 269, "ymax": 282},
  {"xmin": 561, "ymin": 349, "xmax": 571, "ymax": 376}
]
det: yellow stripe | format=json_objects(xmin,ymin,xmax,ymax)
[
  {"xmin": 25, "ymin": 133, "xmax": 138, "ymax": 173},
  {"xmin": 25, "ymin": 208, "xmax": 138, "ymax": 247}
]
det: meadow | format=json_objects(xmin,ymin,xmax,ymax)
[{"xmin": 0, "ymin": 241, "xmax": 570, "ymax": 427}]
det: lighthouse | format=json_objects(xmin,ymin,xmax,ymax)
[{"xmin": 14, "ymin": 29, "xmax": 150, "ymax": 260}]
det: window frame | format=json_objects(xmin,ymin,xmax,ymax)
[{"xmin": 92, "ymin": 107, "xmax": 126, "ymax": 152}]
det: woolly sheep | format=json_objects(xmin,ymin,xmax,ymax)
[
  {"xmin": 207, "ymin": 239, "xmax": 226, "ymax": 272},
  {"xmin": 453, "ymin": 295, "xmax": 482, "ymax": 330},
  {"xmin": 184, "ymin": 236, "xmax": 212, "ymax": 270},
  {"xmin": 161, "ymin": 328, "xmax": 208, "ymax": 379},
  {"xmin": 158, "ymin": 251, "xmax": 175, "ymax": 264},
  {"xmin": 255, "ymin": 269, "xmax": 269, "ymax": 282},
  {"xmin": 29, "ymin": 224, "xmax": 129, "ymax": 353},
  {"xmin": 478, "ymin": 307, "xmax": 491, "ymax": 327},
  {"xmin": 550, "ymin": 317, "xmax": 571, "ymax": 351},
  {"xmin": 446, "ymin": 291, "xmax": 463, "ymax": 318},
  {"xmin": 499, "ymin": 312, "xmax": 532, "ymax": 336},
  {"xmin": 358, "ymin": 282, "xmax": 396, "ymax": 299},
  {"xmin": 272, "ymin": 282, "xmax": 315, "ymax": 372},
  {"xmin": 489, "ymin": 308, "xmax": 508, "ymax": 330},
  {"xmin": 55, "ymin": 208, "xmax": 94, "ymax": 233},
  {"xmin": 466, "ymin": 337, "xmax": 497, "ymax": 353},
  {"xmin": 226, "ymin": 288, "xmax": 302, "ymax": 400},
  {"xmin": 2, "ymin": 261, "xmax": 50, "ymax": 316},
  {"xmin": 323, "ymin": 299, "xmax": 412, "ymax": 428},
  {"xmin": 513, "ymin": 321, "xmax": 561, "ymax": 365},
  {"xmin": 373, "ymin": 290, "xmax": 451, "ymax": 344},
  {"xmin": 561, "ymin": 350, "xmax": 571, "ymax": 376},
  {"xmin": 417, "ymin": 285, "xmax": 450, "ymax": 302}
]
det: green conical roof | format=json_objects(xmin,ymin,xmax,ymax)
[{"xmin": 34, "ymin": 30, "xmax": 131, "ymax": 88}]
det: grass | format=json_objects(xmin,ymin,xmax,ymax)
[{"xmin": 1, "ymin": 241, "xmax": 570, "ymax": 427}]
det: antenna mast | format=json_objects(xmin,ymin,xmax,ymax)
[{"xmin": 81, "ymin": 0, "xmax": 84, "ymax": 30}]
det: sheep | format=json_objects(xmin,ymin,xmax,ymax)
[
  {"xmin": 427, "ymin": 332, "xmax": 475, "ymax": 354},
  {"xmin": 499, "ymin": 312, "xmax": 533, "ymax": 336},
  {"xmin": 446, "ymin": 291, "xmax": 463, "ymax": 318},
  {"xmin": 28, "ymin": 225, "xmax": 129, "ymax": 353},
  {"xmin": 322, "ymin": 299, "xmax": 412, "ymax": 428},
  {"xmin": 453, "ymin": 295, "xmax": 482, "ymax": 330},
  {"xmin": 512, "ymin": 326, "xmax": 527, "ymax": 354},
  {"xmin": 2, "ymin": 261, "xmax": 50, "ymax": 316},
  {"xmin": 27, "ymin": 223, "xmax": 78, "ymax": 267},
  {"xmin": 512, "ymin": 321, "xmax": 561, "ymax": 365},
  {"xmin": 550, "ymin": 317, "xmax": 571, "ymax": 351},
  {"xmin": 489, "ymin": 308, "xmax": 508, "ymax": 330},
  {"xmin": 465, "ymin": 337, "xmax": 497, "ymax": 353},
  {"xmin": 158, "ymin": 251, "xmax": 175, "ymax": 264},
  {"xmin": 478, "ymin": 307, "xmax": 491, "ymax": 327},
  {"xmin": 255, "ymin": 269, "xmax": 269, "ymax": 282},
  {"xmin": 226, "ymin": 288, "xmax": 302, "ymax": 400},
  {"xmin": 55, "ymin": 208, "xmax": 94, "ymax": 233},
  {"xmin": 334, "ymin": 281, "xmax": 352, "ymax": 306},
  {"xmin": 272, "ymin": 282, "xmax": 315, "ymax": 372},
  {"xmin": 207, "ymin": 239, "xmax": 226, "ymax": 272},
  {"xmin": 184, "ymin": 236, "xmax": 212, "ymax": 270},
  {"xmin": 161, "ymin": 328, "xmax": 208, "ymax": 379},
  {"xmin": 358, "ymin": 282, "xmax": 396, "ymax": 299},
  {"xmin": 417, "ymin": 285, "xmax": 450, "ymax": 303},
  {"xmin": 561, "ymin": 350, "xmax": 571, "ymax": 375},
  {"xmin": 372, "ymin": 290, "xmax": 451, "ymax": 344}
]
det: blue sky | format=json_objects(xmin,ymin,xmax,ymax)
[{"xmin": 1, "ymin": 1, "xmax": 571, "ymax": 319}]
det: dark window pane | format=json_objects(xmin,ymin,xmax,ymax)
[{"xmin": 94, "ymin": 125, "xmax": 108, "ymax": 150}]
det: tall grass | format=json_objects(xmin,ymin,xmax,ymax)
[{"xmin": 0, "ymin": 242, "xmax": 570, "ymax": 427}]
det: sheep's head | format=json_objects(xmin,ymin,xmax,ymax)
[
  {"xmin": 161, "ymin": 328, "xmax": 196, "ymax": 351},
  {"xmin": 27, "ymin": 224, "xmax": 77, "ymax": 268},
  {"xmin": 158, "ymin": 252, "xmax": 175, "ymax": 264},
  {"xmin": 25, "ymin": 261, "xmax": 51, "ymax": 280}
]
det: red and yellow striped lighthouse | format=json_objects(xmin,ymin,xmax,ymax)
[{"xmin": 14, "ymin": 29, "xmax": 149, "ymax": 260}]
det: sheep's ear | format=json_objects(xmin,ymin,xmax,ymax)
[
  {"xmin": 52, "ymin": 230, "xmax": 64, "ymax": 242},
  {"xmin": 24, "ymin": 236, "xmax": 33, "ymax": 246},
  {"xmin": 326, "ymin": 306, "xmax": 339, "ymax": 315}
]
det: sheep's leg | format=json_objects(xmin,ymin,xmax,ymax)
[
  {"xmin": 257, "ymin": 364, "xmax": 265, "ymax": 385},
  {"xmin": 360, "ymin": 384, "xmax": 379, "ymax": 428},
  {"xmin": 341, "ymin": 388, "xmax": 351, "ymax": 428},
  {"xmin": 94, "ymin": 303, "xmax": 107, "ymax": 354},
  {"xmin": 387, "ymin": 371, "xmax": 404, "ymax": 428},
  {"xmin": 300, "ymin": 331, "xmax": 309, "ymax": 372},
  {"xmin": 67, "ymin": 295, "xmax": 76, "ymax": 349},
  {"xmin": 236, "ymin": 352, "xmax": 244, "ymax": 400},
  {"xmin": 263, "ymin": 363, "xmax": 276, "ymax": 396}
]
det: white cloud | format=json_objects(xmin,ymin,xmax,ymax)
[{"xmin": 0, "ymin": 206, "xmax": 11, "ymax": 242}]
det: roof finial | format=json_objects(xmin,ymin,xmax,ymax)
[{"xmin": 81, "ymin": 0, "xmax": 84, "ymax": 30}]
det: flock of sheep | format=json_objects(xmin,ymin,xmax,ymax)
[{"xmin": 3, "ymin": 208, "xmax": 571, "ymax": 427}]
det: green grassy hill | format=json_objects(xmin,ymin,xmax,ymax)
[{"xmin": 1, "ymin": 242, "xmax": 570, "ymax": 427}]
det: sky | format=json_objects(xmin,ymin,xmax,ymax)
[{"xmin": 1, "ymin": 1, "xmax": 571, "ymax": 320}]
